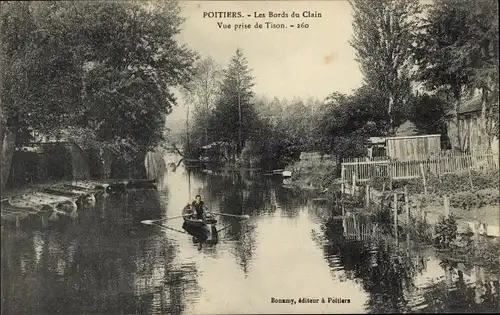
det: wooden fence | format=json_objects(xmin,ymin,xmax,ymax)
[
  {"xmin": 342, "ymin": 156, "xmax": 389, "ymax": 163},
  {"xmin": 341, "ymin": 151, "xmax": 499, "ymax": 183}
]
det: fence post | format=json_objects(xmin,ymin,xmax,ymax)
[
  {"xmin": 388, "ymin": 162, "xmax": 393, "ymax": 190},
  {"xmin": 341, "ymin": 164, "xmax": 345, "ymax": 195},
  {"xmin": 405, "ymin": 186, "xmax": 410, "ymax": 225},
  {"xmin": 352, "ymin": 172, "xmax": 356, "ymax": 195},
  {"xmin": 365, "ymin": 183, "xmax": 370, "ymax": 208},
  {"xmin": 467, "ymin": 166, "xmax": 474, "ymax": 190},
  {"xmin": 419, "ymin": 163, "xmax": 427, "ymax": 195},
  {"xmin": 393, "ymin": 192, "xmax": 398, "ymax": 230},
  {"xmin": 444, "ymin": 195, "xmax": 450, "ymax": 218},
  {"xmin": 473, "ymin": 221, "xmax": 480, "ymax": 246}
]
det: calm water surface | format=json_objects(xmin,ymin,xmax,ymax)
[{"xmin": 2, "ymin": 163, "xmax": 499, "ymax": 314}]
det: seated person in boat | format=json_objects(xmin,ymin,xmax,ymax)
[
  {"xmin": 183, "ymin": 204, "xmax": 196, "ymax": 219},
  {"xmin": 192, "ymin": 195, "xmax": 207, "ymax": 220}
]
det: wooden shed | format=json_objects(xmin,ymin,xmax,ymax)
[{"xmin": 385, "ymin": 134, "xmax": 441, "ymax": 161}]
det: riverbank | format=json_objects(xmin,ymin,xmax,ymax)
[{"xmin": 287, "ymin": 158, "xmax": 500, "ymax": 267}]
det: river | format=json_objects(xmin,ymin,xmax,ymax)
[{"xmin": 1, "ymin": 162, "xmax": 499, "ymax": 314}]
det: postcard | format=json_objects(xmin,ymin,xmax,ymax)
[{"xmin": 1, "ymin": 1, "xmax": 498, "ymax": 314}]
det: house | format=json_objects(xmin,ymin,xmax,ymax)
[{"xmin": 446, "ymin": 95, "xmax": 499, "ymax": 154}]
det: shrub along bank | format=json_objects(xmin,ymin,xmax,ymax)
[{"xmin": 289, "ymin": 158, "xmax": 338, "ymax": 190}]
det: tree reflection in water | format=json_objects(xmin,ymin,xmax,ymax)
[
  {"xmin": 3, "ymin": 168, "xmax": 499, "ymax": 314},
  {"xmin": 193, "ymin": 170, "xmax": 260, "ymax": 275},
  {"xmin": 1, "ymin": 190, "xmax": 200, "ymax": 315},
  {"xmin": 312, "ymin": 213, "xmax": 500, "ymax": 313}
]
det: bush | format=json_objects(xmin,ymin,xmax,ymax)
[
  {"xmin": 450, "ymin": 191, "xmax": 476, "ymax": 210},
  {"xmin": 474, "ymin": 238, "xmax": 500, "ymax": 269},
  {"xmin": 448, "ymin": 189, "xmax": 499, "ymax": 210},
  {"xmin": 434, "ymin": 214, "xmax": 458, "ymax": 249},
  {"xmin": 411, "ymin": 217, "xmax": 433, "ymax": 244}
]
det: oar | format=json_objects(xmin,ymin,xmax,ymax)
[
  {"xmin": 207, "ymin": 212, "xmax": 250, "ymax": 219},
  {"xmin": 154, "ymin": 222, "xmax": 187, "ymax": 234},
  {"xmin": 141, "ymin": 214, "xmax": 188, "ymax": 225}
]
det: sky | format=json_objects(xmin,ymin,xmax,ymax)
[{"xmin": 168, "ymin": 0, "xmax": 363, "ymax": 124}]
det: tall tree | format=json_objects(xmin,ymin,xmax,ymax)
[
  {"xmin": 349, "ymin": 0, "xmax": 420, "ymax": 133},
  {"xmin": 181, "ymin": 56, "xmax": 222, "ymax": 145},
  {"xmin": 414, "ymin": 0, "xmax": 499, "ymax": 151},
  {"xmin": 413, "ymin": 0, "xmax": 477, "ymax": 150},
  {"xmin": 211, "ymin": 48, "xmax": 256, "ymax": 152},
  {"xmin": 459, "ymin": 0, "xmax": 498, "ymax": 148}
]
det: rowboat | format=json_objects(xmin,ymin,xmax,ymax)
[
  {"xmin": 181, "ymin": 204, "xmax": 218, "ymax": 244},
  {"xmin": 141, "ymin": 205, "xmax": 250, "ymax": 248}
]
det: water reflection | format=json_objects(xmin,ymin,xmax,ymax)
[
  {"xmin": 314, "ymin": 213, "xmax": 500, "ymax": 313},
  {"xmin": 2, "ymin": 162, "xmax": 499, "ymax": 314}
]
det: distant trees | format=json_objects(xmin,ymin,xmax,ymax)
[
  {"xmin": 1, "ymin": 1, "xmax": 196, "ymax": 188},
  {"xmin": 181, "ymin": 57, "xmax": 222, "ymax": 147},
  {"xmin": 182, "ymin": 49, "xmax": 261, "ymax": 158}
]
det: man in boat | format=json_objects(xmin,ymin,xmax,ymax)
[{"xmin": 191, "ymin": 195, "xmax": 207, "ymax": 220}]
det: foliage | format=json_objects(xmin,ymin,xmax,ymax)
[
  {"xmin": 252, "ymin": 96, "xmax": 322, "ymax": 168},
  {"xmin": 290, "ymin": 158, "xmax": 337, "ymax": 188},
  {"xmin": 473, "ymin": 238, "xmax": 500, "ymax": 269},
  {"xmin": 1, "ymin": 2, "xmax": 81, "ymax": 134},
  {"xmin": 368, "ymin": 173, "xmax": 390, "ymax": 192},
  {"xmin": 349, "ymin": 0, "xmax": 420, "ymax": 131},
  {"xmin": 413, "ymin": 0, "xmax": 499, "ymax": 149},
  {"xmin": 450, "ymin": 191, "xmax": 476, "ymax": 211},
  {"xmin": 389, "ymin": 169, "xmax": 499, "ymax": 197},
  {"xmin": 450, "ymin": 189, "xmax": 499, "ymax": 210},
  {"xmin": 1, "ymin": 1, "xmax": 197, "ymax": 152},
  {"xmin": 317, "ymin": 86, "xmax": 389, "ymax": 162},
  {"xmin": 404, "ymin": 93, "xmax": 452, "ymax": 146},
  {"xmin": 434, "ymin": 214, "xmax": 458, "ymax": 249},
  {"xmin": 409, "ymin": 216, "xmax": 433, "ymax": 243},
  {"xmin": 342, "ymin": 194, "xmax": 365, "ymax": 209},
  {"xmin": 208, "ymin": 48, "xmax": 257, "ymax": 151},
  {"xmin": 180, "ymin": 57, "xmax": 222, "ymax": 146}
]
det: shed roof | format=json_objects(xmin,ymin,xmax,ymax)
[
  {"xmin": 446, "ymin": 95, "xmax": 482, "ymax": 116},
  {"xmin": 458, "ymin": 95, "xmax": 482, "ymax": 114},
  {"xmin": 367, "ymin": 137, "xmax": 386, "ymax": 144},
  {"xmin": 385, "ymin": 134, "xmax": 441, "ymax": 141}
]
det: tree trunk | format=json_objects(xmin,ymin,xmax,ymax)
[
  {"xmin": 1, "ymin": 128, "xmax": 16, "ymax": 192},
  {"xmin": 480, "ymin": 89, "xmax": 489, "ymax": 152},
  {"xmin": 388, "ymin": 92, "xmax": 395, "ymax": 134},
  {"xmin": 454, "ymin": 98, "xmax": 463, "ymax": 151}
]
